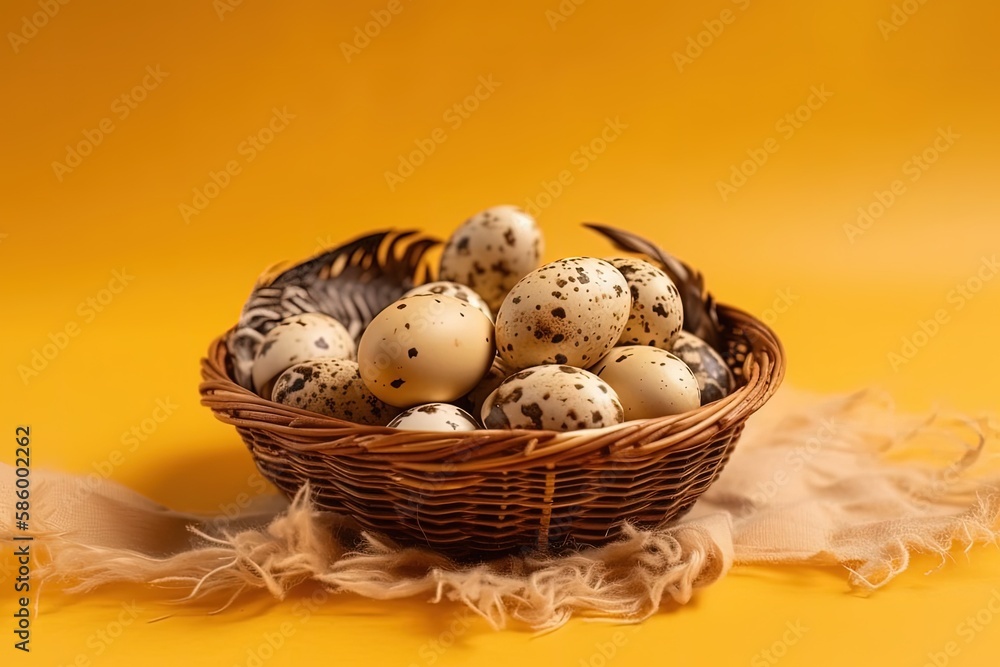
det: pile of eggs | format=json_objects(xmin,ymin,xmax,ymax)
[{"xmin": 249, "ymin": 205, "xmax": 735, "ymax": 433}]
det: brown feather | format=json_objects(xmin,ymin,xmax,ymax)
[
  {"xmin": 227, "ymin": 230, "xmax": 439, "ymax": 389},
  {"xmin": 583, "ymin": 223, "xmax": 722, "ymax": 349}
]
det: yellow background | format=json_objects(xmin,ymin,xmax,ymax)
[{"xmin": 2, "ymin": 0, "xmax": 999, "ymax": 665}]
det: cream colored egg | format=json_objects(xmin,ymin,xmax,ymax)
[
  {"xmin": 438, "ymin": 205, "xmax": 543, "ymax": 311},
  {"xmin": 481, "ymin": 364, "xmax": 624, "ymax": 431},
  {"xmin": 495, "ymin": 257, "xmax": 631, "ymax": 371},
  {"xmin": 357, "ymin": 294, "xmax": 495, "ymax": 408},
  {"xmin": 387, "ymin": 403, "xmax": 479, "ymax": 432},
  {"xmin": 402, "ymin": 281, "xmax": 493, "ymax": 321},
  {"xmin": 251, "ymin": 312, "xmax": 355, "ymax": 398},
  {"xmin": 271, "ymin": 358, "xmax": 399, "ymax": 425},
  {"xmin": 590, "ymin": 346, "xmax": 700, "ymax": 419},
  {"xmin": 607, "ymin": 256, "xmax": 684, "ymax": 348}
]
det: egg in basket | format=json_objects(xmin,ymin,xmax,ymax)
[{"xmin": 199, "ymin": 206, "xmax": 784, "ymax": 557}]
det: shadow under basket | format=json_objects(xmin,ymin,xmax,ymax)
[{"xmin": 200, "ymin": 305, "xmax": 784, "ymax": 559}]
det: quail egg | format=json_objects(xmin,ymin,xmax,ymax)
[
  {"xmin": 438, "ymin": 205, "xmax": 543, "ymax": 311},
  {"xmin": 271, "ymin": 358, "xmax": 399, "ymax": 425},
  {"xmin": 607, "ymin": 257, "xmax": 684, "ymax": 348},
  {"xmin": 252, "ymin": 312, "xmax": 356, "ymax": 398},
  {"xmin": 481, "ymin": 364, "xmax": 624, "ymax": 431},
  {"xmin": 590, "ymin": 346, "xmax": 700, "ymax": 419},
  {"xmin": 387, "ymin": 403, "xmax": 480, "ymax": 432},
  {"xmin": 495, "ymin": 257, "xmax": 631, "ymax": 371},
  {"xmin": 670, "ymin": 331, "xmax": 736, "ymax": 405},
  {"xmin": 357, "ymin": 294, "xmax": 495, "ymax": 408},
  {"xmin": 402, "ymin": 281, "xmax": 493, "ymax": 321}
]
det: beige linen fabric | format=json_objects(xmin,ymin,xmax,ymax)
[{"xmin": 2, "ymin": 390, "xmax": 998, "ymax": 630}]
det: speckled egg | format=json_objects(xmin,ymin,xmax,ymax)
[
  {"xmin": 357, "ymin": 294, "xmax": 495, "ymax": 408},
  {"xmin": 670, "ymin": 331, "xmax": 736, "ymax": 405},
  {"xmin": 481, "ymin": 364, "xmax": 624, "ymax": 431},
  {"xmin": 387, "ymin": 403, "xmax": 480, "ymax": 432},
  {"xmin": 251, "ymin": 312, "xmax": 356, "ymax": 398},
  {"xmin": 495, "ymin": 257, "xmax": 631, "ymax": 371},
  {"xmin": 607, "ymin": 257, "xmax": 684, "ymax": 348},
  {"xmin": 271, "ymin": 358, "xmax": 399, "ymax": 425},
  {"xmin": 462, "ymin": 356, "xmax": 514, "ymax": 417},
  {"xmin": 402, "ymin": 281, "xmax": 493, "ymax": 321},
  {"xmin": 438, "ymin": 205, "xmax": 543, "ymax": 312},
  {"xmin": 590, "ymin": 346, "xmax": 700, "ymax": 419}
]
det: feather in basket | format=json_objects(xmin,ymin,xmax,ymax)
[{"xmin": 203, "ymin": 225, "xmax": 784, "ymax": 557}]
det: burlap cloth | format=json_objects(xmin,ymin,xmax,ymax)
[{"xmin": 3, "ymin": 389, "xmax": 998, "ymax": 630}]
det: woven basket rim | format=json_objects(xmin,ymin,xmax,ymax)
[{"xmin": 199, "ymin": 303, "xmax": 785, "ymax": 469}]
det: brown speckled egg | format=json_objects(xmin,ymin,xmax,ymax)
[
  {"xmin": 481, "ymin": 364, "xmax": 624, "ymax": 431},
  {"xmin": 438, "ymin": 205, "xmax": 543, "ymax": 311},
  {"xmin": 271, "ymin": 358, "xmax": 399, "ymax": 425},
  {"xmin": 357, "ymin": 294, "xmax": 495, "ymax": 408},
  {"xmin": 251, "ymin": 312, "xmax": 355, "ymax": 398},
  {"xmin": 670, "ymin": 331, "xmax": 735, "ymax": 405},
  {"xmin": 402, "ymin": 281, "xmax": 493, "ymax": 321},
  {"xmin": 388, "ymin": 403, "xmax": 479, "ymax": 432},
  {"xmin": 607, "ymin": 257, "xmax": 684, "ymax": 348},
  {"xmin": 495, "ymin": 257, "xmax": 631, "ymax": 371},
  {"xmin": 590, "ymin": 346, "xmax": 700, "ymax": 419}
]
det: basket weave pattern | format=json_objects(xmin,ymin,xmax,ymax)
[{"xmin": 200, "ymin": 305, "xmax": 783, "ymax": 557}]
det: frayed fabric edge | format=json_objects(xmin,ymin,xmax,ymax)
[
  {"xmin": 27, "ymin": 486, "xmax": 733, "ymax": 630},
  {"xmin": 4, "ymin": 388, "xmax": 1000, "ymax": 630}
]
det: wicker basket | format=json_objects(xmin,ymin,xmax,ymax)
[{"xmin": 200, "ymin": 292, "xmax": 784, "ymax": 557}]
